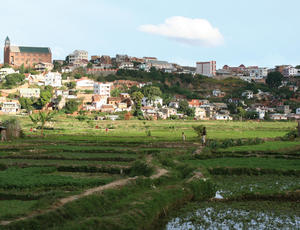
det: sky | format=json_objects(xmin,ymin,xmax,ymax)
[{"xmin": 0, "ymin": 0, "xmax": 299, "ymax": 68}]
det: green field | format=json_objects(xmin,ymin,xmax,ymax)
[{"xmin": 0, "ymin": 116, "xmax": 299, "ymax": 229}]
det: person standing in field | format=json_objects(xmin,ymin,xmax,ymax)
[
  {"xmin": 182, "ymin": 132, "xmax": 186, "ymax": 142},
  {"xmin": 202, "ymin": 127, "xmax": 207, "ymax": 146}
]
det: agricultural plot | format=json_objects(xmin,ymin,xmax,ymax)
[{"xmin": 0, "ymin": 118, "xmax": 299, "ymax": 229}]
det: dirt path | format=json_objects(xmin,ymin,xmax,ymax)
[{"xmin": 0, "ymin": 160, "xmax": 168, "ymax": 226}]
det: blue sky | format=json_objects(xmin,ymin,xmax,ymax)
[{"xmin": 0, "ymin": 0, "xmax": 299, "ymax": 68}]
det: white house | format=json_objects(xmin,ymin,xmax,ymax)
[
  {"xmin": 214, "ymin": 114, "xmax": 233, "ymax": 120},
  {"xmin": 0, "ymin": 68, "xmax": 18, "ymax": 78},
  {"xmin": 242, "ymin": 90, "xmax": 254, "ymax": 99},
  {"xmin": 76, "ymin": 77, "xmax": 95, "ymax": 89},
  {"xmin": 283, "ymin": 66, "xmax": 298, "ymax": 77},
  {"xmin": 270, "ymin": 113, "xmax": 288, "ymax": 120},
  {"xmin": 45, "ymin": 72, "xmax": 62, "ymax": 87},
  {"xmin": 119, "ymin": 62, "xmax": 134, "ymax": 69},
  {"xmin": 1, "ymin": 101, "xmax": 20, "ymax": 114},
  {"xmin": 212, "ymin": 89, "xmax": 224, "ymax": 97},
  {"xmin": 19, "ymin": 88, "xmax": 40, "ymax": 98},
  {"xmin": 94, "ymin": 83, "xmax": 111, "ymax": 97},
  {"xmin": 169, "ymin": 101, "xmax": 180, "ymax": 109},
  {"xmin": 141, "ymin": 97, "xmax": 163, "ymax": 107},
  {"xmin": 296, "ymin": 108, "xmax": 300, "ymax": 115}
]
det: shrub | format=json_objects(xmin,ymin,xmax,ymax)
[
  {"xmin": 2, "ymin": 118, "xmax": 24, "ymax": 139},
  {"xmin": 0, "ymin": 164, "xmax": 7, "ymax": 171},
  {"xmin": 192, "ymin": 125, "xmax": 204, "ymax": 138},
  {"xmin": 129, "ymin": 161, "xmax": 154, "ymax": 177},
  {"xmin": 188, "ymin": 180, "xmax": 216, "ymax": 201}
]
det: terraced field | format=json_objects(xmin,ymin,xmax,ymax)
[{"xmin": 0, "ymin": 117, "xmax": 299, "ymax": 229}]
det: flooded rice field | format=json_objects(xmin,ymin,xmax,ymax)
[{"xmin": 165, "ymin": 201, "xmax": 300, "ymax": 230}]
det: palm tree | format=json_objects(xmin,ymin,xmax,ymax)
[{"xmin": 29, "ymin": 111, "xmax": 55, "ymax": 136}]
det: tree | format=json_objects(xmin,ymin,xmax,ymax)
[
  {"xmin": 4, "ymin": 73, "xmax": 25, "ymax": 88},
  {"xmin": 37, "ymin": 89, "xmax": 52, "ymax": 108},
  {"xmin": 178, "ymin": 100, "xmax": 195, "ymax": 117},
  {"xmin": 29, "ymin": 111, "xmax": 55, "ymax": 136},
  {"xmin": 266, "ymin": 71, "xmax": 283, "ymax": 89},
  {"xmin": 19, "ymin": 97, "xmax": 33, "ymax": 112},
  {"xmin": 237, "ymin": 107, "xmax": 246, "ymax": 121},
  {"xmin": 131, "ymin": 91, "xmax": 144, "ymax": 116},
  {"xmin": 142, "ymin": 86, "xmax": 162, "ymax": 104},
  {"xmin": 111, "ymin": 88, "xmax": 121, "ymax": 97},
  {"xmin": 19, "ymin": 64, "xmax": 25, "ymax": 74},
  {"xmin": 66, "ymin": 81, "xmax": 76, "ymax": 89},
  {"xmin": 64, "ymin": 99, "xmax": 79, "ymax": 114},
  {"xmin": 87, "ymin": 62, "xmax": 93, "ymax": 68}
]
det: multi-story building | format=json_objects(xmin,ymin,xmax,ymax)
[
  {"xmin": 45, "ymin": 72, "xmax": 62, "ymax": 87},
  {"xmin": 93, "ymin": 83, "xmax": 111, "ymax": 97},
  {"xmin": 66, "ymin": 50, "xmax": 88, "ymax": 65},
  {"xmin": 4, "ymin": 37, "xmax": 52, "ymax": 67},
  {"xmin": 19, "ymin": 88, "xmax": 40, "ymax": 98},
  {"xmin": 282, "ymin": 65, "xmax": 298, "ymax": 77},
  {"xmin": 196, "ymin": 61, "xmax": 216, "ymax": 77}
]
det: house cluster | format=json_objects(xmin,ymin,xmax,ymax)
[{"xmin": 217, "ymin": 64, "xmax": 300, "ymax": 83}]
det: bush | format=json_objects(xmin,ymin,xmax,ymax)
[
  {"xmin": 0, "ymin": 164, "xmax": 7, "ymax": 171},
  {"xmin": 283, "ymin": 130, "xmax": 299, "ymax": 140},
  {"xmin": 2, "ymin": 118, "xmax": 24, "ymax": 139},
  {"xmin": 129, "ymin": 161, "xmax": 154, "ymax": 177},
  {"xmin": 188, "ymin": 180, "xmax": 216, "ymax": 201},
  {"xmin": 192, "ymin": 125, "xmax": 204, "ymax": 138}
]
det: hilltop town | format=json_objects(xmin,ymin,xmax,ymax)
[{"xmin": 1, "ymin": 36, "xmax": 300, "ymax": 121}]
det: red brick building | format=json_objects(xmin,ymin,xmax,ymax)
[{"xmin": 4, "ymin": 37, "xmax": 52, "ymax": 67}]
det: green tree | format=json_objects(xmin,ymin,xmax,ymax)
[
  {"xmin": 29, "ymin": 111, "xmax": 55, "ymax": 136},
  {"xmin": 64, "ymin": 99, "xmax": 80, "ymax": 114},
  {"xmin": 19, "ymin": 97, "xmax": 33, "ymax": 112},
  {"xmin": 87, "ymin": 62, "xmax": 93, "ymax": 68},
  {"xmin": 19, "ymin": 64, "xmax": 25, "ymax": 74},
  {"xmin": 111, "ymin": 88, "xmax": 121, "ymax": 97},
  {"xmin": 37, "ymin": 90, "xmax": 52, "ymax": 108},
  {"xmin": 131, "ymin": 91, "xmax": 144, "ymax": 116},
  {"xmin": 266, "ymin": 71, "xmax": 283, "ymax": 89},
  {"xmin": 142, "ymin": 86, "xmax": 162, "ymax": 105},
  {"xmin": 66, "ymin": 81, "xmax": 76, "ymax": 89},
  {"xmin": 237, "ymin": 107, "xmax": 246, "ymax": 121},
  {"xmin": 4, "ymin": 73, "xmax": 25, "ymax": 88},
  {"xmin": 178, "ymin": 100, "xmax": 195, "ymax": 117}
]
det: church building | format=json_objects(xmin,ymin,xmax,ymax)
[{"xmin": 3, "ymin": 37, "xmax": 52, "ymax": 67}]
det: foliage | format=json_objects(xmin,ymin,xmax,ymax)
[
  {"xmin": 188, "ymin": 180, "xmax": 216, "ymax": 201},
  {"xmin": 129, "ymin": 161, "xmax": 154, "ymax": 177},
  {"xmin": 192, "ymin": 125, "xmax": 205, "ymax": 137},
  {"xmin": 37, "ymin": 89, "xmax": 52, "ymax": 108},
  {"xmin": 65, "ymin": 81, "xmax": 76, "ymax": 89},
  {"xmin": 64, "ymin": 99, "xmax": 80, "ymax": 114},
  {"xmin": 131, "ymin": 91, "xmax": 144, "ymax": 116},
  {"xmin": 19, "ymin": 97, "xmax": 33, "ymax": 112},
  {"xmin": 2, "ymin": 118, "xmax": 23, "ymax": 139},
  {"xmin": 4, "ymin": 73, "xmax": 25, "ymax": 88},
  {"xmin": 29, "ymin": 111, "xmax": 56, "ymax": 136},
  {"xmin": 178, "ymin": 100, "xmax": 195, "ymax": 117},
  {"xmin": 266, "ymin": 71, "xmax": 283, "ymax": 88},
  {"xmin": 142, "ymin": 86, "xmax": 162, "ymax": 104}
]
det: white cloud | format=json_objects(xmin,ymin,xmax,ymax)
[{"xmin": 139, "ymin": 16, "xmax": 224, "ymax": 47}]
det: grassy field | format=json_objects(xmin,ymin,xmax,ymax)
[{"xmin": 0, "ymin": 116, "xmax": 299, "ymax": 229}]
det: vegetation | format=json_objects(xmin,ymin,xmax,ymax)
[{"xmin": 0, "ymin": 118, "xmax": 298, "ymax": 229}]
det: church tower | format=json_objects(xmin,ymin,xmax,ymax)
[{"xmin": 4, "ymin": 36, "xmax": 11, "ymax": 65}]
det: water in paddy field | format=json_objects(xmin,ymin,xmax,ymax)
[{"xmin": 165, "ymin": 207, "xmax": 300, "ymax": 230}]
